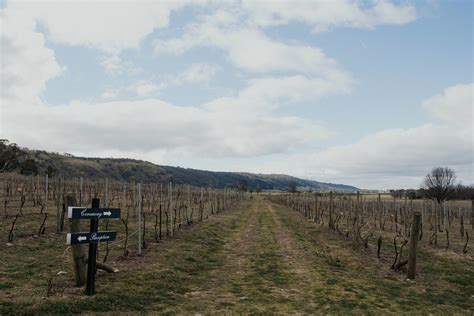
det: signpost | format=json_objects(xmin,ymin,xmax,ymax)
[
  {"xmin": 66, "ymin": 198, "xmax": 120, "ymax": 296},
  {"xmin": 67, "ymin": 231, "xmax": 117, "ymax": 245},
  {"xmin": 68, "ymin": 207, "xmax": 120, "ymax": 220}
]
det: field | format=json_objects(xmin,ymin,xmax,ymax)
[{"xmin": 1, "ymin": 174, "xmax": 473, "ymax": 314}]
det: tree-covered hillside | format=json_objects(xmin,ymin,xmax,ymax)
[{"xmin": 0, "ymin": 140, "xmax": 358, "ymax": 191}]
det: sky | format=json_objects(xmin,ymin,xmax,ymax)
[{"xmin": 0, "ymin": 0, "xmax": 472, "ymax": 190}]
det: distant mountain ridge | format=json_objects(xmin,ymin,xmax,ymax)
[{"xmin": 27, "ymin": 149, "xmax": 358, "ymax": 192}]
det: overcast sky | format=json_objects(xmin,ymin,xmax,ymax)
[{"xmin": 0, "ymin": 0, "xmax": 472, "ymax": 189}]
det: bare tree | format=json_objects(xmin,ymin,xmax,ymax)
[
  {"xmin": 423, "ymin": 167, "xmax": 457, "ymax": 247},
  {"xmin": 423, "ymin": 167, "xmax": 457, "ymax": 203}
]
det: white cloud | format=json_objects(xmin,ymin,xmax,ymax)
[
  {"xmin": 202, "ymin": 74, "xmax": 352, "ymax": 115},
  {"xmin": 1, "ymin": 1, "xmax": 206, "ymax": 76},
  {"xmin": 217, "ymin": 30, "xmax": 341, "ymax": 75},
  {"xmin": 0, "ymin": 0, "xmax": 336, "ymax": 156},
  {"xmin": 100, "ymin": 55, "xmax": 124, "ymax": 75},
  {"xmin": 254, "ymin": 83, "xmax": 473, "ymax": 189},
  {"xmin": 127, "ymin": 80, "xmax": 164, "ymax": 97},
  {"xmin": 99, "ymin": 55, "xmax": 143, "ymax": 76},
  {"xmin": 173, "ymin": 63, "xmax": 219, "ymax": 85},
  {"xmin": 2, "ymin": 96, "xmax": 330, "ymax": 159},
  {"xmin": 368, "ymin": 0, "xmax": 417, "ymax": 26},
  {"xmin": 1, "ymin": 0, "xmax": 416, "ymax": 104},
  {"xmin": 155, "ymin": 15, "xmax": 354, "ymax": 104},
  {"xmin": 240, "ymin": 75, "xmax": 352, "ymax": 104},
  {"xmin": 241, "ymin": 0, "xmax": 416, "ymax": 31},
  {"xmin": 155, "ymin": 19, "xmax": 345, "ymax": 75},
  {"xmin": 0, "ymin": 7, "xmax": 63, "ymax": 105},
  {"xmin": 4, "ymin": 1, "xmax": 202, "ymax": 54},
  {"xmin": 422, "ymin": 83, "xmax": 473, "ymax": 128},
  {"xmin": 155, "ymin": 0, "xmax": 416, "ymax": 65},
  {"xmin": 100, "ymin": 90, "xmax": 118, "ymax": 100}
]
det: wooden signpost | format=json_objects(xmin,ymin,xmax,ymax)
[{"xmin": 66, "ymin": 198, "xmax": 120, "ymax": 296}]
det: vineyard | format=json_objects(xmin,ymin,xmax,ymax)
[
  {"xmin": 270, "ymin": 192, "xmax": 473, "ymax": 256},
  {"xmin": 0, "ymin": 173, "xmax": 247, "ymax": 312},
  {"xmin": 1, "ymin": 173, "xmax": 473, "ymax": 314},
  {"xmin": 0, "ymin": 173, "xmax": 245, "ymax": 243},
  {"xmin": 1, "ymin": 0, "xmax": 471, "ymax": 313}
]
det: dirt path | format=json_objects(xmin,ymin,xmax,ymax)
[
  {"xmin": 172, "ymin": 197, "xmax": 383, "ymax": 314},
  {"xmin": 4, "ymin": 196, "xmax": 473, "ymax": 315},
  {"xmin": 176, "ymin": 197, "xmax": 306, "ymax": 313}
]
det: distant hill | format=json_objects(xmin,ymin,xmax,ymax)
[
  {"xmin": 0, "ymin": 139, "xmax": 357, "ymax": 192},
  {"xmin": 25, "ymin": 150, "xmax": 357, "ymax": 192}
]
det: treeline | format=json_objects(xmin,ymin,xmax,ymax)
[
  {"xmin": 389, "ymin": 185, "xmax": 474, "ymax": 200},
  {"xmin": 0, "ymin": 139, "xmax": 47, "ymax": 176}
]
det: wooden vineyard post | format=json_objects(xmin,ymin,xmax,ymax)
[
  {"xmin": 407, "ymin": 212, "xmax": 422, "ymax": 280},
  {"xmin": 471, "ymin": 200, "xmax": 474, "ymax": 230},
  {"xmin": 105, "ymin": 179, "xmax": 108, "ymax": 207},
  {"xmin": 132, "ymin": 183, "xmax": 136, "ymax": 219},
  {"xmin": 137, "ymin": 183, "xmax": 142, "ymax": 255},
  {"xmin": 44, "ymin": 174, "xmax": 48, "ymax": 214},
  {"xmin": 187, "ymin": 185, "xmax": 191, "ymax": 224},
  {"xmin": 67, "ymin": 195, "xmax": 87, "ymax": 286},
  {"xmin": 329, "ymin": 191, "xmax": 334, "ymax": 229},
  {"xmin": 169, "ymin": 182, "xmax": 173, "ymax": 237},
  {"xmin": 56, "ymin": 177, "xmax": 62, "ymax": 233},
  {"xmin": 392, "ymin": 195, "xmax": 396, "ymax": 232},
  {"xmin": 159, "ymin": 183, "xmax": 163, "ymax": 240},
  {"xmin": 421, "ymin": 202, "xmax": 425, "ymax": 228},
  {"xmin": 200, "ymin": 187, "xmax": 204, "ymax": 222},
  {"xmin": 313, "ymin": 193, "xmax": 318, "ymax": 223},
  {"xmin": 377, "ymin": 193, "xmax": 381, "ymax": 229},
  {"xmin": 347, "ymin": 196, "xmax": 351, "ymax": 229},
  {"xmin": 36, "ymin": 175, "xmax": 40, "ymax": 207},
  {"xmin": 355, "ymin": 191, "xmax": 360, "ymax": 234},
  {"xmin": 434, "ymin": 202, "xmax": 438, "ymax": 246},
  {"xmin": 79, "ymin": 177, "xmax": 83, "ymax": 206},
  {"xmin": 209, "ymin": 187, "xmax": 212, "ymax": 215}
]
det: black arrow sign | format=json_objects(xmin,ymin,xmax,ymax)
[
  {"xmin": 68, "ymin": 207, "xmax": 121, "ymax": 219},
  {"xmin": 66, "ymin": 231, "xmax": 117, "ymax": 245}
]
